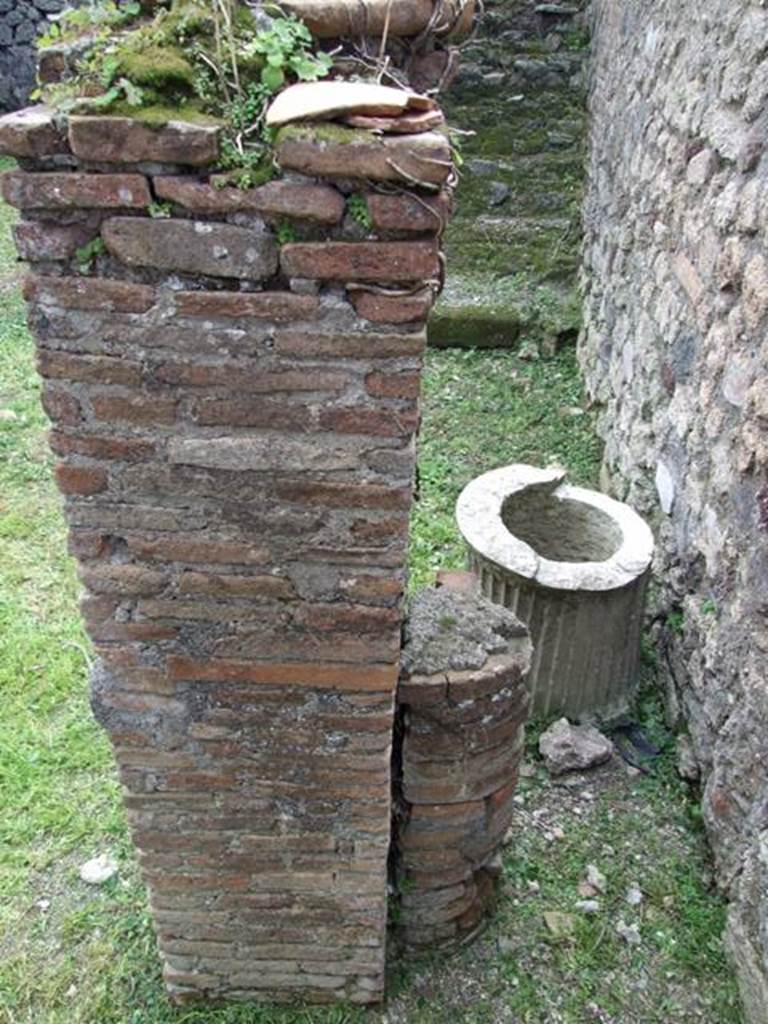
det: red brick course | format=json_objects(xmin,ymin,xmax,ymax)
[
  {"xmin": 174, "ymin": 290, "xmax": 319, "ymax": 320},
  {"xmin": 2, "ymin": 171, "xmax": 150, "ymax": 210},
  {"xmin": 155, "ymin": 176, "xmax": 345, "ymax": 224},
  {"xmin": 24, "ymin": 274, "xmax": 156, "ymax": 313},
  {"xmin": 366, "ymin": 191, "xmax": 452, "ymax": 233},
  {"xmin": 281, "ymin": 241, "xmax": 440, "ymax": 283},
  {"xmin": 349, "ymin": 288, "xmax": 435, "ymax": 324}
]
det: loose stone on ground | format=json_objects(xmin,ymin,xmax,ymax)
[{"xmin": 539, "ymin": 717, "xmax": 614, "ymax": 775}]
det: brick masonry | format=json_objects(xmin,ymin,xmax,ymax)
[
  {"xmin": 392, "ymin": 577, "xmax": 531, "ymax": 950},
  {"xmin": 0, "ymin": 93, "xmax": 454, "ymax": 1003}
]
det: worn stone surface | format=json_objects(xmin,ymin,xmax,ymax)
[
  {"xmin": 156, "ymin": 176, "xmax": 345, "ymax": 224},
  {"xmin": 102, "ymin": 217, "xmax": 278, "ymax": 280},
  {"xmin": 400, "ymin": 586, "xmax": 528, "ymax": 677},
  {"xmin": 393, "ymin": 583, "xmax": 531, "ymax": 950},
  {"xmin": 68, "ymin": 115, "xmax": 221, "ymax": 166},
  {"xmin": 0, "ymin": 106, "xmax": 69, "ymax": 156},
  {"xmin": 2, "ymin": 171, "xmax": 150, "ymax": 210},
  {"xmin": 581, "ymin": 2, "xmax": 768, "ymax": 1017},
  {"xmin": 538, "ymin": 718, "xmax": 613, "ymax": 775},
  {"xmin": 276, "ymin": 127, "xmax": 453, "ymax": 186},
  {"xmin": 14, "ymin": 219, "xmax": 97, "ymax": 261}
]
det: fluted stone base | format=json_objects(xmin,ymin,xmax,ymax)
[{"xmin": 457, "ymin": 465, "xmax": 653, "ymax": 720}]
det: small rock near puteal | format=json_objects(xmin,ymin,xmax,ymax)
[
  {"xmin": 615, "ymin": 918, "xmax": 641, "ymax": 946},
  {"xmin": 79, "ymin": 854, "xmax": 118, "ymax": 885},
  {"xmin": 539, "ymin": 717, "xmax": 613, "ymax": 775}
]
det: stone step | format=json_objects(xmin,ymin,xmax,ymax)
[{"xmin": 428, "ymin": 272, "xmax": 580, "ymax": 350}]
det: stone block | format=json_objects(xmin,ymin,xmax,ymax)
[
  {"xmin": 156, "ymin": 176, "xmax": 344, "ymax": 224},
  {"xmin": 276, "ymin": 127, "xmax": 453, "ymax": 186},
  {"xmin": 0, "ymin": 106, "xmax": 69, "ymax": 158},
  {"xmin": 281, "ymin": 241, "xmax": 439, "ymax": 283},
  {"xmin": 367, "ymin": 191, "xmax": 452, "ymax": 233},
  {"xmin": 13, "ymin": 219, "xmax": 98, "ymax": 262},
  {"xmin": 173, "ymin": 289, "xmax": 318, "ymax": 320},
  {"xmin": 275, "ymin": 330, "xmax": 426, "ymax": 359},
  {"xmin": 349, "ymin": 287, "xmax": 435, "ymax": 323},
  {"xmin": 168, "ymin": 435, "xmax": 361, "ymax": 472},
  {"xmin": 23, "ymin": 274, "xmax": 155, "ymax": 312},
  {"xmin": 2, "ymin": 171, "xmax": 150, "ymax": 210},
  {"xmin": 68, "ymin": 115, "xmax": 220, "ymax": 166},
  {"xmin": 102, "ymin": 217, "xmax": 278, "ymax": 281}
]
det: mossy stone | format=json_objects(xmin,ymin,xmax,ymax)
[
  {"xmin": 100, "ymin": 101, "xmax": 223, "ymax": 127},
  {"xmin": 277, "ymin": 123, "xmax": 377, "ymax": 148},
  {"xmin": 115, "ymin": 44, "xmax": 196, "ymax": 92},
  {"xmin": 161, "ymin": 0, "xmax": 213, "ymax": 39}
]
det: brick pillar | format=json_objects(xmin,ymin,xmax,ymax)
[
  {"xmin": 0, "ymin": 99, "xmax": 453, "ymax": 1003},
  {"xmin": 393, "ymin": 579, "xmax": 531, "ymax": 950}
]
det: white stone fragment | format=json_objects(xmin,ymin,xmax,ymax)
[
  {"xmin": 655, "ymin": 460, "xmax": 675, "ymax": 514},
  {"xmin": 575, "ymin": 899, "xmax": 601, "ymax": 914},
  {"xmin": 539, "ymin": 718, "xmax": 613, "ymax": 775},
  {"xmin": 586, "ymin": 864, "xmax": 607, "ymax": 893},
  {"xmin": 616, "ymin": 918, "xmax": 642, "ymax": 946},
  {"xmin": 79, "ymin": 854, "xmax": 118, "ymax": 885},
  {"xmin": 625, "ymin": 884, "xmax": 644, "ymax": 906}
]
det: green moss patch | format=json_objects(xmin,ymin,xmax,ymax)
[
  {"xmin": 113, "ymin": 44, "xmax": 196, "ymax": 92},
  {"xmin": 102, "ymin": 100, "xmax": 223, "ymax": 126},
  {"xmin": 276, "ymin": 122, "xmax": 377, "ymax": 148}
]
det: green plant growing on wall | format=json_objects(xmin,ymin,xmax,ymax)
[
  {"xmin": 38, "ymin": 0, "xmax": 143, "ymax": 48},
  {"xmin": 37, "ymin": 0, "xmax": 334, "ymax": 183},
  {"xmin": 274, "ymin": 219, "xmax": 297, "ymax": 245},
  {"xmin": 74, "ymin": 236, "xmax": 106, "ymax": 274},
  {"xmin": 347, "ymin": 193, "xmax": 372, "ymax": 231},
  {"xmin": 667, "ymin": 608, "xmax": 685, "ymax": 635},
  {"xmin": 147, "ymin": 200, "xmax": 173, "ymax": 219}
]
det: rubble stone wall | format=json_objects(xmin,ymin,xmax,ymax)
[
  {"xmin": 0, "ymin": 102, "xmax": 452, "ymax": 1004},
  {"xmin": 0, "ymin": 0, "xmax": 70, "ymax": 112},
  {"xmin": 580, "ymin": 2, "xmax": 768, "ymax": 1019}
]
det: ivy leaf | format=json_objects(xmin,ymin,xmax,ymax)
[
  {"xmin": 100, "ymin": 56, "xmax": 120, "ymax": 87},
  {"xmin": 118, "ymin": 77, "xmax": 145, "ymax": 107},
  {"xmin": 122, "ymin": 1, "xmax": 141, "ymax": 15},
  {"xmin": 261, "ymin": 64, "xmax": 285, "ymax": 91},
  {"xmin": 87, "ymin": 86, "xmax": 122, "ymax": 109}
]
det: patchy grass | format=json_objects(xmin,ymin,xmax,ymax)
[
  {"xmin": 410, "ymin": 346, "xmax": 602, "ymax": 589},
  {"xmin": 0, "ymin": 168, "xmax": 741, "ymax": 1023}
]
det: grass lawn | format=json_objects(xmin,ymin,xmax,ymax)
[{"xmin": 0, "ymin": 165, "xmax": 742, "ymax": 1024}]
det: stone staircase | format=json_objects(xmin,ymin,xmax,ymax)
[{"xmin": 431, "ymin": 0, "xmax": 589, "ymax": 350}]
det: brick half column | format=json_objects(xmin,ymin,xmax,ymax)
[
  {"xmin": 0, "ymin": 104, "xmax": 453, "ymax": 1004},
  {"xmin": 393, "ymin": 578, "xmax": 532, "ymax": 950}
]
